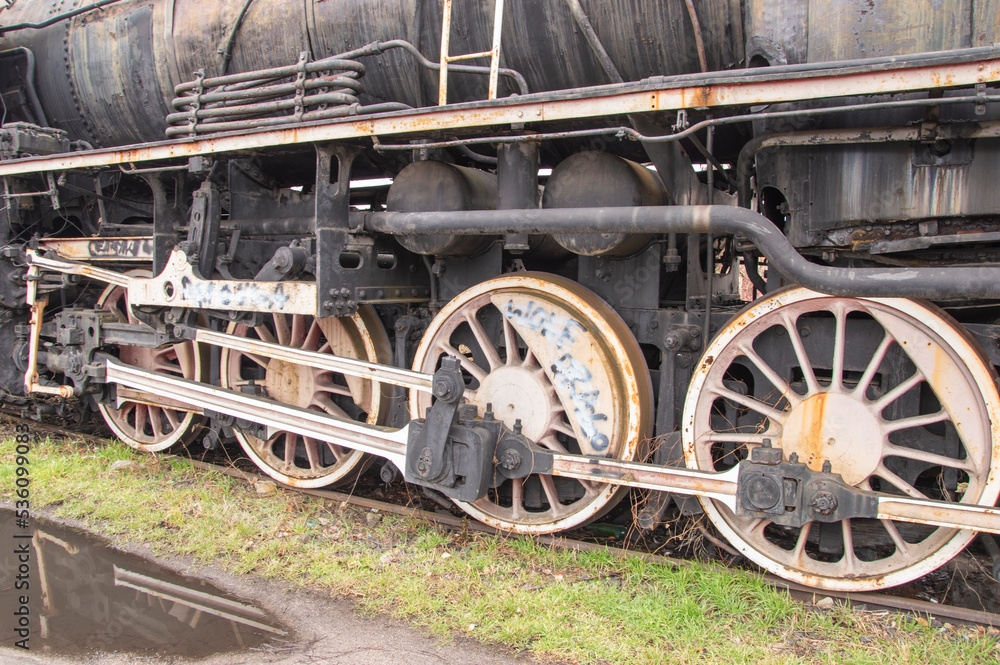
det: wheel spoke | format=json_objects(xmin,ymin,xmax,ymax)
[
  {"xmin": 881, "ymin": 519, "xmax": 911, "ymax": 556},
  {"xmin": 841, "ymin": 519, "xmax": 856, "ymax": 574},
  {"xmin": 436, "ymin": 340, "xmax": 487, "ymax": 383},
  {"xmin": 148, "ymin": 408, "xmax": 163, "ymax": 439},
  {"xmin": 509, "ymin": 478, "xmax": 526, "ymax": 520},
  {"xmin": 273, "ymin": 314, "xmax": 291, "ymax": 346},
  {"xmin": 464, "ymin": 311, "xmax": 503, "ymax": 370},
  {"xmin": 163, "ymin": 408, "xmax": 181, "ymax": 430},
  {"xmin": 781, "ymin": 313, "xmax": 819, "ymax": 394},
  {"xmin": 501, "ymin": 317, "xmax": 520, "ymax": 365},
  {"xmin": 537, "ymin": 434, "xmax": 570, "ymax": 454},
  {"xmin": 254, "ymin": 325, "xmax": 278, "ymax": 345},
  {"xmin": 853, "ymin": 333, "xmax": 894, "ymax": 399},
  {"xmin": 883, "ymin": 442, "xmax": 974, "ymax": 472},
  {"xmin": 708, "ymin": 382, "xmax": 788, "ymax": 425},
  {"xmin": 283, "ymin": 433, "xmax": 298, "ymax": 470},
  {"xmin": 737, "ymin": 341, "xmax": 801, "ymax": 407},
  {"xmin": 872, "ymin": 371, "xmax": 924, "ymax": 414},
  {"xmin": 133, "ymin": 404, "xmax": 148, "ymax": 436},
  {"xmin": 881, "ymin": 410, "xmax": 950, "ymax": 434},
  {"xmin": 874, "ymin": 464, "xmax": 930, "ymax": 500},
  {"xmin": 790, "ymin": 522, "xmax": 813, "ymax": 566},
  {"xmin": 241, "ymin": 351, "xmax": 271, "ymax": 370},
  {"xmin": 302, "ymin": 320, "xmax": 322, "ymax": 352},
  {"xmin": 830, "ymin": 304, "xmax": 848, "ymax": 390},
  {"xmin": 312, "ymin": 393, "xmax": 351, "ymax": 419},
  {"xmin": 303, "ymin": 437, "xmax": 322, "ymax": 471},
  {"xmin": 290, "ymin": 315, "xmax": 307, "ymax": 349},
  {"xmin": 539, "ymin": 475, "xmax": 568, "ymax": 519}
]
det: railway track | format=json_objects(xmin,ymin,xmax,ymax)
[{"xmin": 5, "ymin": 408, "xmax": 1000, "ymax": 630}]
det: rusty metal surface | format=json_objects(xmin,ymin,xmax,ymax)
[
  {"xmin": 39, "ymin": 237, "xmax": 154, "ymax": 262},
  {"xmin": 2, "ymin": 50, "xmax": 998, "ymax": 177},
  {"xmin": 746, "ymin": 0, "xmax": 996, "ymax": 66}
]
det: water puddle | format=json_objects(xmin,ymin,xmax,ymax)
[{"xmin": 0, "ymin": 510, "xmax": 290, "ymax": 657}]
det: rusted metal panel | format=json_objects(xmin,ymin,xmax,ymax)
[
  {"xmin": 745, "ymin": 0, "xmax": 993, "ymax": 65},
  {"xmin": 807, "ymin": 0, "xmax": 974, "ymax": 62},
  {"xmin": 39, "ymin": 236, "xmax": 154, "ymax": 261},
  {"xmin": 2, "ymin": 53, "xmax": 998, "ymax": 178}
]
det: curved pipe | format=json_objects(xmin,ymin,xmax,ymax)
[
  {"xmin": 0, "ymin": 47, "xmax": 48, "ymax": 127},
  {"xmin": 365, "ymin": 206, "xmax": 1000, "ymax": 300}
]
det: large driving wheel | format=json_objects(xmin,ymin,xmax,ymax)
[
  {"xmin": 683, "ymin": 288, "xmax": 1000, "ymax": 590},
  {"xmin": 411, "ymin": 273, "xmax": 653, "ymax": 534},
  {"xmin": 95, "ymin": 274, "xmax": 205, "ymax": 452},
  {"xmin": 219, "ymin": 307, "xmax": 391, "ymax": 488}
]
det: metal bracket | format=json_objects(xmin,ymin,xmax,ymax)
[
  {"xmin": 403, "ymin": 357, "xmax": 500, "ymax": 501},
  {"xmin": 736, "ymin": 443, "xmax": 878, "ymax": 527}
]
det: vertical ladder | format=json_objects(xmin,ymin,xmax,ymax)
[{"xmin": 438, "ymin": 0, "xmax": 505, "ymax": 105}]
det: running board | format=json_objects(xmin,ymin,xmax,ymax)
[{"xmin": 97, "ymin": 355, "xmax": 1000, "ymax": 535}]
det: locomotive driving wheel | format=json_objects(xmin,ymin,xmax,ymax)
[
  {"xmin": 96, "ymin": 274, "xmax": 205, "ymax": 452},
  {"xmin": 683, "ymin": 288, "xmax": 1000, "ymax": 591},
  {"xmin": 219, "ymin": 307, "xmax": 391, "ymax": 489},
  {"xmin": 411, "ymin": 273, "xmax": 653, "ymax": 534}
]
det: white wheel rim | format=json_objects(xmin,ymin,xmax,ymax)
[
  {"xmin": 411, "ymin": 273, "xmax": 652, "ymax": 534},
  {"xmin": 683, "ymin": 288, "xmax": 1000, "ymax": 590}
]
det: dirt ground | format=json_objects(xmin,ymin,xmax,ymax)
[{"xmin": 1, "ymin": 508, "xmax": 547, "ymax": 665}]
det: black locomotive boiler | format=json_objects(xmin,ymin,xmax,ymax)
[{"xmin": 3, "ymin": 0, "xmax": 1000, "ymax": 592}]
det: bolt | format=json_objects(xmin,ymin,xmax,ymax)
[
  {"xmin": 484, "ymin": 403, "xmax": 494, "ymax": 420},
  {"xmin": 822, "ymin": 460, "xmax": 832, "ymax": 474},
  {"xmin": 810, "ymin": 491, "xmax": 839, "ymax": 516},
  {"xmin": 799, "ymin": 327, "xmax": 810, "ymax": 337},
  {"xmin": 761, "ymin": 438, "xmax": 772, "ymax": 448},
  {"xmin": 500, "ymin": 449, "xmax": 522, "ymax": 471},
  {"xmin": 513, "ymin": 419, "xmax": 523, "ymax": 435},
  {"xmin": 788, "ymin": 452, "xmax": 799, "ymax": 463},
  {"xmin": 322, "ymin": 300, "xmax": 334, "ymax": 310}
]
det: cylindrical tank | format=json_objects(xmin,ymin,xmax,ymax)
[
  {"xmin": 0, "ymin": 0, "xmax": 743, "ymax": 146},
  {"xmin": 543, "ymin": 151, "xmax": 665, "ymax": 257},
  {"xmin": 387, "ymin": 160, "xmax": 497, "ymax": 256}
]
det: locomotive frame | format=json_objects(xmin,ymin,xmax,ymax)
[{"xmin": 3, "ymin": 0, "xmax": 1000, "ymax": 593}]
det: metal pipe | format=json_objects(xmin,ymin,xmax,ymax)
[
  {"xmin": 365, "ymin": 206, "xmax": 1000, "ymax": 299},
  {"xmin": 0, "ymin": 48, "xmax": 49, "ymax": 126},
  {"xmin": 563, "ymin": 0, "xmax": 624, "ymax": 84},
  {"xmin": 682, "ymin": 0, "xmax": 709, "ymax": 73}
]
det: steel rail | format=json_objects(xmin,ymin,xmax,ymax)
[{"xmin": 1, "ymin": 49, "xmax": 998, "ymax": 176}]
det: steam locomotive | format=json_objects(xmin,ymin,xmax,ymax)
[{"xmin": 3, "ymin": 0, "xmax": 1000, "ymax": 592}]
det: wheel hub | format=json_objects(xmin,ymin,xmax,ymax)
[
  {"xmin": 782, "ymin": 391, "xmax": 883, "ymax": 485},
  {"xmin": 473, "ymin": 366, "xmax": 558, "ymax": 441},
  {"xmin": 265, "ymin": 358, "xmax": 317, "ymax": 408}
]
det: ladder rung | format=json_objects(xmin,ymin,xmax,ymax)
[{"xmin": 445, "ymin": 50, "xmax": 494, "ymax": 63}]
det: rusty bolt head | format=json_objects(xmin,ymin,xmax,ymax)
[
  {"xmin": 499, "ymin": 449, "xmax": 522, "ymax": 471},
  {"xmin": 810, "ymin": 491, "xmax": 839, "ymax": 516}
]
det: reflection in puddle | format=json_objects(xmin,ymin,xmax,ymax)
[{"xmin": 0, "ymin": 510, "xmax": 289, "ymax": 657}]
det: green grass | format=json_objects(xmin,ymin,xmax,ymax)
[{"xmin": 2, "ymin": 430, "xmax": 999, "ymax": 664}]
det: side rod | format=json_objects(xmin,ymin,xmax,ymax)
[{"xmin": 94, "ymin": 355, "xmax": 1000, "ymax": 535}]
